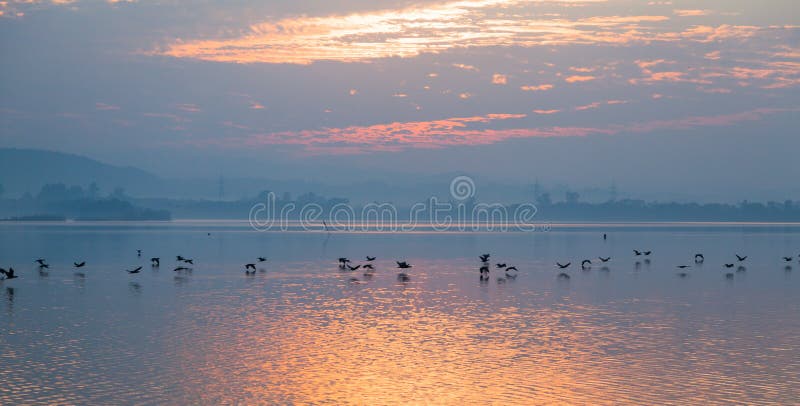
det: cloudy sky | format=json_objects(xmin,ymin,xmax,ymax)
[{"xmin": 1, "ymin": 0, "xmax": 798, "ymax": 201}]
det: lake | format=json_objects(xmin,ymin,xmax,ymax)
[{"xmin": 1, "ymin": 221, "xmax": 799, "ymax": 404}]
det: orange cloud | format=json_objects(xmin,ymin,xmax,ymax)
[
  {"xmin": 532, "ymin": 109, "xmax": 560, "ymax": 115},
  {"xmin": 674, "ymin": 9, "xmax": 711, "ymax": 17},
  {"xmin": 492, "ymin": 74, "xmax": 508, "ymax": 85},
  {"xmin": 565, "ymin": 75, "xmax": 596, "ymax": 83},
  {"xmin": 520, "ymin": 84, "xmax": 554, "ymax": 92}
]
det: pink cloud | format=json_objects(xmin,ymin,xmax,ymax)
[{"xmin": 565, "ymin": 75, "xmax": 596, "ymax": 83}]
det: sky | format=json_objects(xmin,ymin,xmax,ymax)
[{"xmin": 0, "ymin": 0, "xmax": 798, "ymax": 201}]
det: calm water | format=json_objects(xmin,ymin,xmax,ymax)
[{"xmin": 1, "ymin": 221, "xmax": 799, "ymax": 405}]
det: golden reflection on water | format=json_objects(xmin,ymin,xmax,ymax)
[{"xmin": 164, "ymin": 263, "xmax": 799, "ymax": 405}]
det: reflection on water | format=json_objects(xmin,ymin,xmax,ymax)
[{"xmin": 1, "ymin": 222, "xmax": 799, "ymax": 404}]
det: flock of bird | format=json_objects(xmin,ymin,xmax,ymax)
[{"xmin": 2, "ymin": 237, "xmax": 799, "ymax": 283}]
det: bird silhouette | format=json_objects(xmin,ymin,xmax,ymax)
[
  {"xmin": 176, "ymin": 255, "xmax": 186, "ymax": 261},
  {"xmin": 643, "ymin": 251, "xmax": 652, "ymax": 256},
  {"xmin": 183, "ymin": 259, "xmax": 194, "ymax": 265},
  {"xmin": 245, "ymin": 263, "xmax": 256, "ymax": 271},
  {"xmin": 496, "ymin": 263, "xmax": 507, "ymax": 268},
  {"xmin": 724, "ymin": 263, "xmax": 734, "ymax": 268},
  {"xmin": 258, "ymin": 257, "xmax": 267, "ymax": 262},
  {"xmin": 363, "ymin": 264, "xmax": 374, "ymax": 270},
  {"xmin": 505, "ymin": 266, "xmax": 518, "ymax": 272},
  {"xmin": 479, "ymin": 254, "xmax": 490, "ymax": 262},
  {"xmin": 137, "ymin": 250, "xmax": 142, "ymax": 257},
  {"xmin": 599, "ymin": 257, "xmax": 611, "ymax": 262},
  {"xmin": 127, "ymin": 266, "xmax": 142, "ymax": 274},
  {"xmin": 581, "ymin": 259, "xmax": 592, "ymax": 268},
  {"xmin": 73, "ymin": 261, "xmax": 86, "ymax": 268},
  {"xmin": 39, "ymin": 263, "xmax": 50, "ymax": 269},
  {"xmin": 677, "ymin": 265, "xmax": 690, "ymax": 269},
  {"xmin": 338, "ymin": 258, "xmax": 350, "ymax": 265},
  {"xmin": 0, "ymin": 268, "xmax": 19, "ymax": 280},
  {"xmin": 783, "ymin": 257, "xmax": 793, "ymax": 262},
  {"xmin": 347, "ymin": 264, "xmax": 361, "ymax": 271},
  {"xmin": 35, "ymin": 259, "xmax": 46, "ymax": 266},
  {"xmin": 479, "ymin": 266, "xmax": 490, "ymax": 274},
  {"xmin": 151, "ymin": 258, "xmax": 160, "ymax": 267},
  {"xmin": 396, "ymin": 261, "xmax": 412, "ymax": 269},
  {"xmin": 736, "ymin": 255, "xmax": 747, "ymax": 262},
  {"xmin": 366, "ymin": 256, "xmax": 376, "ymax": 261},
  {"xmin": 557, "ymin": 262, "xmax": 571, "ymax": 269},
  {"xmin": 173, "ymin": 266, "xmax": 189, "ymax": 272},
  {"xmin": 695, "ymin": 254, "xmax": 704, "ymax": 263},
  {"xmin": 634, "ymin": 250, "xmax": 642, "ymax": 256}
]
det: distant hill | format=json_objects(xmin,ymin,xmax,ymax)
[{"xmin": 0, "ymin": 148, "xmax": 162, "ymax": 197}]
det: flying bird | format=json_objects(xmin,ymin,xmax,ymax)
[
  {"xmin": 633, "ymin": 250, "xmax": 642, "ymax": 256},
  {"xmin": 643, "ymin": 251, "xmax": 652, "ymax": 256},
  {"xmin": 127, "ymin": 266, "xmax": 142, "ymax": 274},
  {"xmin": 183, "ymin": 259, "xmax": 194, "ymax": 265},
  {"xmin": 258, "ymin": 257, "xmax": 267, "ymax": 262},
  {"xmin": 581, "ymin": 259, "xmax": 592, "ymax": 268},
  {"xmin": 347, "ymin": 264, "xmax": 361, "ymax": 271},
  {"xmin": 245, "ymin": 263, "xmax": 256, "ymax": 271},
  {"xmin": 73, "ymin": 261, "xmax": 86, "ymax": 268},
  {"xmin": 151, "ymin": 258, "xmax": 160, "ymax": 266},
  {"xmin": 176, "ymin": 255, "xmax": 186, "ymax": 261},
  {"xmin": 363, "ymin": 264, "xmax": 374, "ymax": 270},
  {"xmin": 479, "ymin": 266, "xmax": 490, "ymax": 274},
  {"xmin": 137, "ymin": 249, "xmax": 142, "ymax": 257},
  {"xmin": 496, "ymin": 263, "xmax": 507, "ymax": 268},
  {"xmin": 695, "ymin": 254, "xmax": 704, "ymax": 263},
  {"xmin": 173, "ymin": 266, "xmax": 189, "ymax": 272},
  {"xmin": 396, "ymin": 261, "xmax": 412, "ymax": 269},
  {"xmin": 479, "ymin": 254, "xmax": 491, "ymax": 262},
  {"xmin": 724, "ymin": 263, "xmax": 734, "ymax": 268},
  {"xmin": 557, "ymin": 262, "xmax": 571, "ymax": 269},
  {"xmin": 0, "ymin": 268, "xmax": 18, "ymax": 280},
  {"xmin": 35, "ymin": 259, "xmax": 47, "ymax": 266},
  {"xmin": 366, "ymin": 256, "xmax": 376, "ymax": 261},
  {"xmin": 736, "ymin": 255, "xmax": 747, "ymax": 262},
  {"xmin": 783, "ymin": 257, "xmax": 793, "ymax": 262},
  {"xmin": 599, "ymin": 257, "xmax": 611, "ymax": 262},
  {"xmin": 677, "ymin": 265, "xmax": 690, "ymax": 269}
]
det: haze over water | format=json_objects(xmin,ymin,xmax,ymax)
[{"xmin": 1, "ymin": 222, "xmax": 799, "ymax": 404}]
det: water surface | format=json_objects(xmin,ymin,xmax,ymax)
[{"xmin": 1, "ymin": 222, "xmax": 799, "ymax": 404}]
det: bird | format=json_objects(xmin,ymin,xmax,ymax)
[
  {"xmin": 603, "ymin": 233, "xmax": 607, "ymax": 240},
  {"xmin": 366, "ymin": 256, "xmax": 376, "ymax": 261},
  {"xmin": 724, "ymin": 264, "xmax": 734, "ymax": 268},
  {"xmin": 505, "ymin": 266, "xmax": 518, "ymax": 278},
  {"xmin": 557, "ymin": 262, "xmax": 571, "ymax": 269},
  {"xmin": 151, "ymin": 258, "xmax": 160, "ymax": 267},
  {"xmin": 783, "ymin": 257, "xmax": 793, "ymax": 262},
  {"xmin": 39, "ymin": 263, "xmax": 50, "ymax": 269},
  {"xmin": 137, "ymin": 249, "xmax": 142, "ymax": 257},
  {"xmin": 73, "ymin": 261, "xmax": 86, "ymax": 268},
  {"xmin": 0, "ymin": 268, "xmax": 19, "ymax": 280},
  {"xmin": 127, "ymin": 266, "xmax": 142, "ymax": 274},
  {"xmin": 173, "ymin": 266, "xmax": 189, "ymax": 272},
  {"xmin": 643, "ymin": 251, "xmax": 652, "ymax": 256},
  {"xmin": 347, "ymin": 264, "xmax": 361, "ymax": 271},
  {"xmin": 35, "ymin": 259, "xmax": 47, "ymax": 266},
  {"xmin": 581, "ymin": 259, "xmax": 592, "ymax": 268},
  {"xmin": 183, "ymin": 259, "xmax": 194, "ymax": 265},
  {"xmin": 363, "ymin": 264, "xmax": 374, "ymax": 270},
  {"xmin": 338, "ymin": 258, "xmax": 350, "ymax": 266},
  {"xmin": 557, "ymin": 273, "xmax": 570, "ymax": 279},
  {"xmin": 258, "ymin": 257, "xmax": 267, "ymax": 262},
  {"xmin": 479, "ymin": 266, "xmax": 490, "ymax": 274},
  {"xmin": 396, "ymin": 261, "xmax": 412, "ymax": 269},
  {"xmin": 496, "ymin": 263, "xmax": 507, "ymax": 268},
  {"xmin": 176, "ymin": 255, "xmax": 186, "ymax": 261},
  {"xmin": 599, "ymin": 257, "xmax": 611, "ymax": 262},
  {"xmin": 695, "ymin": 254, "xmax": 704, "ymax": 263},
  {"xmin": 677, "ymin": 265, "xmax": 690, "ymax": 269},
  {"xmin": 479, "ymin": 254, "xmax": 490, "ymax": 262},
  {"xmin": 634, "ymin": 250, "xmax": 642, "ymax": 256},
  {"xmin": 245, "ymin": 263, "xmax": 256, "ymax": 271},
  {"xmin": 736, "ymin": 255, "xmax": 747, "ymax": 262}
]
